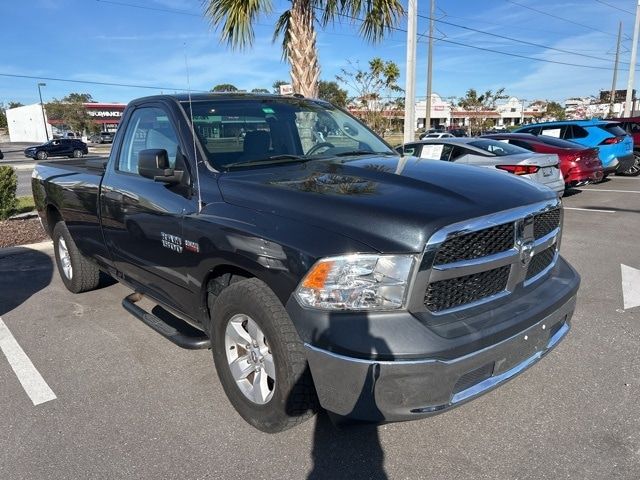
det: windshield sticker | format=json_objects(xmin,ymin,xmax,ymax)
[
  {"xmin": 420, "ymin": 144, "xmax": 444, "ymax": 159},
  {"xmin": 542, "ymin": 128, "xmax": 561, "ymax": 138},
  {"xmin": 262, "ymin": 107, "xmax": 275, "ymax": 114}
]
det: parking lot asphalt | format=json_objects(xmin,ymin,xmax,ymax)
[{"xmin": 0, "ymin": 178, "xmax": 639, "ymax": 480}]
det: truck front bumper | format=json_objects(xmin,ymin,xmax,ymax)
[{"xmin": 304, "ymin": 295, "xmax": 575, "ymax": 422}]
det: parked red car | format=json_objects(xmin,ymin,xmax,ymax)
[
  {"xmin": 608, "ymin": 117, "xmax": 640, "ymax": 175},
  {"xmin": 482, "ymin": 133, "xmax": 604, "ymax": 187}
]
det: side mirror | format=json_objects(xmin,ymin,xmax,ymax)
[{"xmin": 138, "ymin": 149, "xmax": 182, "ymax": 183}]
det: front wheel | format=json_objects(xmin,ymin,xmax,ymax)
[
  {"xmin": 52, "ymin": 222, "xmax": 100, "ymax": 293},
  {"xmin": 36, "ymin": 150, "xmax": 47, "ymax": 160},
  {"xmin": 209, "ymin": 278, "xmax": 317, "ymax": 433},
  {"xmin": 72, "ymin": 149, "xmax": 83, "ymax": 158},
  {"xmin": 619, "ymin": 153, "xmax": 640, "ymax": 176}
]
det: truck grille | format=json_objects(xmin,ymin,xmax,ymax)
[
  {"xmin": 526, "ymin": 246, "xmax": 556, "ymax": 280},
  {"xmin": 424, "ymin": 266, "xmax": 510, "ymax": 312},
  {"xmin": 533, "ymin": 208, "xmax": 560, "ymax": 239},
  {"xmin": 424, "ymin": 202, "xmax": 562, "ymax": 314},
  {"xmin": 433, "ymin": 222, "xmax": 514, "ymax": 265}
]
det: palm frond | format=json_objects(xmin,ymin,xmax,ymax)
[
  {"xmin": 273, "ymin": 9, "xmax": 293, "ymax": 60},
  {"xmin": 321, "ymin": 0, "xmax": 404, "ymax": 42},
  {"xmin": 202, "ymin": 0, "xmax": 272, "ymax": 49}
]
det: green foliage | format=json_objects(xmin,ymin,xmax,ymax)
[
  {"xmin": 336, "ymin": 57, "xmax": 403, "ymax": 134},
  {"xmin": 251, "ymin": 88, "xmax": 270, "ymax": 93},
  {"xmin": 0, "ymin": 166, "xmax": 18, "ymax": 220},
  {"xmin": 211, "ymin": 83, "xmax": 239, "ymax": 92},
  {"xmin": 46, "ymin": 96, "xmax": 92, "ymax": 134},
  {"xmin": 457, "ymin": 88, "xmax": 508, "ymax": 135},
  {"xmin": 7, "ymin": 101, "xmax": 23, "ymax": 109},
  {"xmin": 317, "ymin": 80, "xmax": 348, "ymax": 107},
  {"xmin": 545, "ymin": 101, "xmax": 566, "ymax": 120}
]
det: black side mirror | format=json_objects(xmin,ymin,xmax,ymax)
[{"xmin": 138, "ymin": 149, "xmax": 182, "ymax": 184}]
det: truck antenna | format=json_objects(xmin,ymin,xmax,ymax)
[{"xmin": 184, "ymin": 44, "xmax": 203, "ymax": 213}]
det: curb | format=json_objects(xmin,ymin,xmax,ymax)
[{"xmin": 0, "ymin": 240, "xmax": 53, "ymax": 258}]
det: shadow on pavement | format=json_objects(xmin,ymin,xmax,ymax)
[
  {"xmin": 0, "ymin": 248, "xmax": 53, "ymax": 316},
  {"xmin": 305, "ymin": 313, "xmax": 390, "ymax": 480}
]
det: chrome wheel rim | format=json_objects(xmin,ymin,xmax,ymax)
[
  {"xmin": 58, "ymin": 237, "xmax": 73, "ymax": 279},
  {"xmin": 224, "ymin": 314, "xmax": 275, "ymax": 405}
]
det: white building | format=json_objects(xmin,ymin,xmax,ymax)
[{"xmin": 6, "ymin": 103, "xmax": 53, "ymax": 142}]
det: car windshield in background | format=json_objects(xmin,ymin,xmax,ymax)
[
  {"xmin": 181, "ymin": 98, "xmax": 395, "ymax": 170},
  {"xmin": 599, "ymin": 123, "xmax": 628, "ymax": 137},
  {"xmin": 468, "ymin": 139, "xmax": 530, "ymax": 156}
]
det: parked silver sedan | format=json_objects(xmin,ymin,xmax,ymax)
[{"xmin": 396, "ymin": 137, "xmax": 565, "ymax": 196}]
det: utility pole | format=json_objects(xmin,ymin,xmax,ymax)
[
  {"xmin": 403, "ymin": 0, "xmax": 417, "ymax": 143},
  {"xmin": 610, "ymin": 21, "xmax": 623, "ymax": 117},
  {"xmin": 624, "ymin": 1, "xmax": 640, "ymax": 117},
  {"xmin": 37, "ymin": 82, "xmax": 49, "ymax": 141},
  {"xmin": 425, "ymin": 0, "xmax": 435, "ymax": 130}
]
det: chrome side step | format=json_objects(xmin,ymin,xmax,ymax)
[{"xmin": 122, "ymin": 293, "xmax": 211, "ymax": 350}]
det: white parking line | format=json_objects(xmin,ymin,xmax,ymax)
[
  {"xmin": 0, "ymin": 318, "xmax": 56, "ymax": 406},
  {"xmin": 577, "ymin": 188, "xmax": 640, "ymax": 194},
  {"xmin": 564, "ymin": 207, "xmax": 616, "ymax": 213}
]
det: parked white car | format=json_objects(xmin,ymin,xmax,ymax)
[{"xmin": 396, "ymin": 137, "xmax": 565, "ymax": 196}]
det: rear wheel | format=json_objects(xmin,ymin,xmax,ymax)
[
  {"xmin": 619, "ymin": 152, "xmax": 640, "ymax": 176},
  {"xmin": 209, "ymin": 278, "xmax": 317, "ymax": 433},
  {"xmin": 52, "ymin": 222, "xmax": 100, "ymax": 293},
  {"xmin": 36, "ymin": 150, "xmax": 47, "ymax": 160},
  {"xmin": 72, "ymin": 149, "xmax": 83, "ymax": 158}
]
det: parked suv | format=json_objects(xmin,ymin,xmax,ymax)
[
  {"xmin": 89, "ymin": 132, "xmax": 114, "ymax": 144},
  {"xmin": 24, "ymin": 138, "xmax": 88, "ymax": 160},
  {"xmin": 515, "ymin": 120, "xmax": 633, "ymax": 175},
  {"xmin": 608, "ymin": 116, "xmax": 640, "ymax": 175}
]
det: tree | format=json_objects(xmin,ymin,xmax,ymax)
[
  {"xmin": 211, "ymin": 83, "xmax": 239, "ymax": 92},
  {"xmin": 46, "ymin": 98, "xmax": 92, "ymax": 134},
  {"xmin": 545, "ymin": 101, "xmax": 566, "ymax": 121},
  {"xmin": 317, "ymin": 80, "xmax": 347, "ymax": 107},
  {"xmin": 63, "ymin": 93, "xmax": 94, "ymax": 103},
  {"xmin": 251, "ymin": 88, "xmax": 270, "ymax": 93},
  {"xmin": 7, "ymin": 101, "xmax": 23, "ymax": 109},
  {"xmin": 203, "ymin": 1, "xmax": 404, "ymax": 98},
  {"xmin": 457, "ymin": 88, "xmax": 508, "ymax": 135},
  {"xmin": 336, "ymin": 58, "xmax": 403, "ymax": 134}
]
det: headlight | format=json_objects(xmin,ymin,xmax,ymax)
[{"xmin": 295, "ymin": 254, "xmax": 416, "ymax": 311}]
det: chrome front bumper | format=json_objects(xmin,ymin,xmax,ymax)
[{"xmin": 305, "ymin": 295, "xmax": 576, "ymax": 422}]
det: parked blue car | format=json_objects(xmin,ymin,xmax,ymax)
[{"xmin": 515, "ymin": 120, "xmax": 634, "ymax": 175}]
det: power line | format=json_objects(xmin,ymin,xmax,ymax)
[
  {"xmin": 505, "ymin": 0, "xmax": 629, "ymax": 39},
  {"xmin": 595, "ymin": 0, "xmax": 634, "ymax": 15},
  {"xmin": 418, "ymin": 13, "xmax": 638, "ymax": 67},
  {"xmin": 0, "ymin": 72, "xmax": 206, "ymax": 92},
  {"xmin": 96, "ymin": 0, "xmax": 199, "ymax": 17}
]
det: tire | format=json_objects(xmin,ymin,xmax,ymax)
[
  {"xmin": 209, "ymin": 278, "xmax": 317, "ymax": 433},
  {"xmin": 619, "ymin": 153, "xmax": 640, "ymax": 176},
  {"xmin": 72, "ymin": 149, "xmax": 83, "ymax": 158},
  {"xmin": 52, "ymin": 222, "xmax": 100, "ymax": 294},
  {"xmin": 36, "ymin": 150, "xmax": 47, "ymax": 160}
]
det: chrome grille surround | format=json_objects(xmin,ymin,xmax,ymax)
[{"xmin": 423, "ymin": 200, "xmax": 562, "ymax": 314}]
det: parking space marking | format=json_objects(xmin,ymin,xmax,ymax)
[
  {"xmin": 621, "ymin": 264, "xmax": 640, "ymax": 310},
  {"xmin": 577, "ymin": 188, "xmax": 640, "ymax": 194},
  {"xmin": 0, "ymin": 318, "xmax": 56, "ymax": 406},
  {"xmin": 564, "ymin": 207, "xmax": 616, "ymax": 213}
]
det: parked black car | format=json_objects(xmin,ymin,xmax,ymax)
[
  {"xmin": 33, "ymin": 93, "xmax": 579, "ymax": 433},
  {"xmin": 0, "ymin": 149, "xmax": 3, "ymax": 160},
  {"xmin": 24, "ymin": 139, "xmax": 88, "ymax": 160},
  {"xmin": 89, "ymin": 132, "xmax": 114, "ymax": 144}
]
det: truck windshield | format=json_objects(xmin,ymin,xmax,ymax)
[{"xmin": 180, "ymin": 98, "xmax": 396, "ymax": 170}]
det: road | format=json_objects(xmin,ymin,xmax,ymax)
[{"xmin": 0, "ymin": 178, "xmax": 639, "ymax": 479}]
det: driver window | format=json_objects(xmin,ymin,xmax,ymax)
[
  {"xmin": 118, "ymin": 107, "xmax": 179, "ymax": 174},
  {"xmin": 296, "ymin": 111, "xmax": 360, "ymax": 154}
]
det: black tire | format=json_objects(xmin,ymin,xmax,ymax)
[
  {"xmin": 36, "ymin": 150, "xmax": 47, "ymax": 160},
  {"xmin": 209, "ymin": 278, "xmax": 318, "ymax": 433},
  {"xmin": 52, "ymin": 222, "xmax": 100, "ymax": 294},
  {"xmin": 618, "ymin": 153, "xmax": 640, "ymax": 176},
  {"xmin": 72, "ymin": 149, "xmax": 83, "ymax": 158}
]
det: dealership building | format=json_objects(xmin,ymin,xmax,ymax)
[{"xmin": 6, "ymin": 102, "xmax": 126, "ymax": 143}]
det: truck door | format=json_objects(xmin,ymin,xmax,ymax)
[{"xmin": 100, "ymin": 104, "xmax": 195, "ymax": 310}]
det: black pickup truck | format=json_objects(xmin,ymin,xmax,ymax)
[{"xmin": 32, "ymin": 93, "xmax": 580, "ymax": 432}]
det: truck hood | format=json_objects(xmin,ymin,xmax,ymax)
[{"xmin": 218, "ymin": 155, "xmax": 557, "ymax": 253}]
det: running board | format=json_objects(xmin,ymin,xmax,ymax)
[{"xmin": 122, "ymin": 293, "xmax": 211, "ymax": 350}]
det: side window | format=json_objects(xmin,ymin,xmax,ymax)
[
  {"xmin": 520, "ymin": 126, "xmax": 540, "ymax": 135},
  {"xmin": 568, "ymin": 125, "xmax": 588, "ymax": 139},
  {"xmin": 440, "ymin": 144, "xmax": 454, "ymax": 161},
  {"xmin": 540, "ymin": 126, "xmax": 564, "ymax": 138},
  {"xmin": 118, "ymin": 107, "xmax": 180, "ymax": 174},
  {"xmin": 450, "ymin": 146, "xmax": 467, "ymax": 161},
  {"xmin": 399, "ymin": 143, "xmax": 419, "ymax": 156}
]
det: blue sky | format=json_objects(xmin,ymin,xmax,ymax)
[{"xmin": 0, "ymin": 0, "xmax": 636, "ymax": 105}]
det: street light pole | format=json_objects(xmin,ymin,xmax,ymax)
[
  {"xmin": 403, "ymin": 0, "xmax": 417, "ymax": 143},
  {"xmin": 37, "ymin": 82, "xmax": 49, "ymax": 141},
  {"xmin": 624, "ymin": 0, "xmax": 640, "ymax": 117}
]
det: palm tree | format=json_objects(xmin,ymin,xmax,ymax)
[{"xmin": 203, "ymin": 0, "xmax": 404, "ymax": 98}]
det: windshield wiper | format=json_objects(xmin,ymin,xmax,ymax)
[
  {"xmin": 334, "ymin": 150, "xmax": 395, "ymax": 157},
  {"xmin": 227, "ymin": 155, "xmax": 310, "ymax": 169}
]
